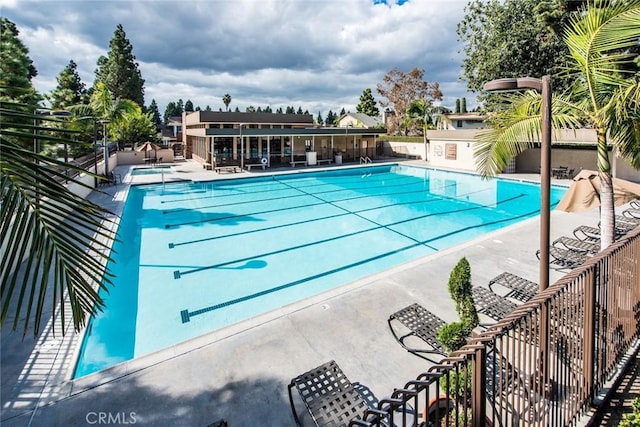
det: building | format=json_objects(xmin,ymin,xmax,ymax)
[
  {"xmin": 182, "ymin": 111, "xmax": 386, "ymax": 168},
  {"xmin": 441, "ymin": 112, "xmax": 485, "ymax": 130},
  {"xmin": 337, "ymin": 112, "xmax": 384, "ymax": 129}
]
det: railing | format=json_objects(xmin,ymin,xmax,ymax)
[
  {"xmin": 360, "ymin": 156, "xmax": 373, "ymax": 164},
  {"xmin": 350, "ymin": 227, "xmax": 640, "ymax": 427}
]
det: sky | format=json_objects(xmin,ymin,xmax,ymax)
[{"xmin": 1, "ymin": 0, "xmax": 478, "ymax": 118}]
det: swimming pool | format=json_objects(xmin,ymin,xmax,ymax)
[
  {"xmin": 73, "ymin": 164, "xmax": 566, "ymax": 377},
  {"xmin": 130, "ymin": 166, "xmax": 174, "ymax": 175}
]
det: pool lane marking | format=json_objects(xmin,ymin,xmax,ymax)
[
  {"xmin": 163, "ymin": 180, "xmax": 461, "ymax": 229},
  {"xmin": 180, "ymin": 242, "xmax": 427, "ymax": 323},
  {"xmin": 161, "ymin": 175, "xmax": 429, "ymax": 214},
  {"xmin": 179, "ymin": 208, "xmax": 537, "ymax": 323},
  {"xmin": 171, "ymin": 192, "xmax": 528, "ymax": 279},
  {"xmin": 272, "ymin": 176, "xmax": 451, "ymax": 250},
  {"xmin": 167, "ymin": 188, "xmax": 460, "ymax": 249},
  {"xmin": 161, "ymin": 171, "xmax": 412, "ymax": 204},
  {"xmin": 166, "ymin": 184, "xmax": 510, "ymax": 248}
]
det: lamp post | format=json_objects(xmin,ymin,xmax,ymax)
[
  {"xmin": 483, "ymin": 75, "xmax": 552, "ymax": 397},
  {"xmin": 93, "ymin": 120, "xmax": 99, "ymax": 187},
  {"xmin": 483, "ymin": 76, "xmax": 551, "ymax": 292},
  {"xmin": 239, "ymin": 123, "xmax": 246, "ymax": 170},
  {"xmin": 98, "ymin": 120, "xmax": 110, "ymax": 176}
]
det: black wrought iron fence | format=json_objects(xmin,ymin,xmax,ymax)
[{"xmin": 350, "ymin": 227, "xmax": 640, "ymax": 427}]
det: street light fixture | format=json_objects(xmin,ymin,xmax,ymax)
[
  {"xmin": 98, "ymin": 120, "xmax": 110, "ymax": 176},
  {"xmin": 482, "ymin": 76, "xmax": 552, "ymax": 292},
  {"xmin": 483, "ymin": 75, "xmax": 552, "ymax": 398},
  {"xmin": 239, "ymin": 123, "xmax": 246, "ymax": 170}
]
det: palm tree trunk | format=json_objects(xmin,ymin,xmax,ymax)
[{"xmin": 597, "ymin": 129, "xmax": 615, "ymax": 250}]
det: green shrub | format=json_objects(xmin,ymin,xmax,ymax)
[
  {"xmin": 460, "ymin": 295, "xmax": 479, "ymax": 331},
  {"xmin": 620, "ymin": 397, "xmax": 640, "ymax": 427},
  {"xmin": 438, "ymin": 321, "xmax": 469, "ymax": 353},
  {"xmin": 447, "ymin": 257, "xmax": 472, "ymax": 316}
]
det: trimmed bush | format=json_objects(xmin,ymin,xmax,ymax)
[
  {"xmin": 437, "ymin": 321, "xmax": 469, "ymax": 353},
  {"xmin": 621, "ymin": 397, "xmax": 640, "ymax": 427},
  {"xmin": 447, "ymin": 257, "xmax": 472, "ymax": 316}
]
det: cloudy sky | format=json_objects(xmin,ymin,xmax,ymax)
[{"xmin": 2, "ymin": 0, "xmax": 477, "ymax": 118}]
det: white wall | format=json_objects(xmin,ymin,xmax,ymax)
[{"xmin": 116, "ymin": 149, "xmax": 174, "ymax": 165}]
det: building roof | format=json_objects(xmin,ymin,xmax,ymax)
[
  {"xmin": 445, "ymin": 113, "xmax": 485, "ymax": 121},
  {"xmin": 186, "ymin": 111, "xmax": 314, "ymax": 126},
  {"xmin": 204, "ymin": 126, "xmax": 386, "ymax": 137},
  {"xmin": 339, "ymin": 112, "xmax": 383, "ymax": 128}
]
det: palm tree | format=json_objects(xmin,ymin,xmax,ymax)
[
  {"xmin": 406, "ymin": 100, "xmax": 451, "ymax": 161},
  {"xmin": 81, "ymin": 82, "xmax": 140, "ymax": 148},
  {"xmin": 474, "ymin": 0, "xmax": 640, "ymax": 250},
  {"xmin": 1, "ymin": 97, "xmax": 116, "ymax": 337},
  {"xmin": 222, "ymin": 94, "xmax": 231, "ymax": 112}
]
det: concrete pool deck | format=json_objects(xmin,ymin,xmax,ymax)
[{"xmin": 0, "ymin": 160, "xmax": 613, "ymax": 426}]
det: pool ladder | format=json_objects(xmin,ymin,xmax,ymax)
[{"xmin": 359, "ymin": 156, "xmax": 372, "ymax": 164}]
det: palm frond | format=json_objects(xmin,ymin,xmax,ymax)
[
  {"xmin": 474, "ymin": 91, "xmax": 584, "ymax": 177},
  {"xmin": 1, "ymin": 100, "xmax": 117, "ymax": 337}
]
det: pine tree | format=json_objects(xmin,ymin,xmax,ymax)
[
  {"xmin": 0, "ymin": 18, "xmax": 40, "ymax": 104},
  {"xmin": 316, "ymin": 112, "xmax": 324, "ymax": 126},
  {"xmin": 455, "ymin": 99, "xmax": 461, "ymax": 113},
  {"xmin": 355, "ymin": 88, "xmax": 380, "ymax": 117},
  {"xmin": 148, "ymin": 99, "xmax": 162, "ymax": 129},
  {"xmin": 94, "ymin": 24, "xmax": 145, "ymax": 107},
  {"xmin": 184, "ymin": 100, "xmax": 194, "ymax": 112},
  {"xmin": 296, "ymin": 106, "xmax": 304, "ymax": 114},
  {"xmin": 326, "ymin": 110, "xmax": 336, "ymax": 126},
  {"xmin": 49, "ymin": 60, "xmax": 87, "ymax": 108},
  {"xmin": 163, "ymin": 101, "xmax": 180, "ymax": 124},
  {"xmin": 461, "ymin": 97, "xmax": 467, "ymax": 113}
]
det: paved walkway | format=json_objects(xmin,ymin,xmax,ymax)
[{"xmin": 0, "ymin": 159, "xmax": 636, "ymax": 426}]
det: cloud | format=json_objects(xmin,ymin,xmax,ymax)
[{"xmin": 4, "ymin": 0, "xmax": 476, "ymax": 116}]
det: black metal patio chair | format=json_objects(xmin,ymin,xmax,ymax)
[
  {"xmin": 488, "ymin": 272, "xmax": 538, "ymax": 302},
  {"xmin": 472, "ymin": 287, "xmax": 519, "ymax": 324},
  {"xmin": 536, "ymin": 246, "xmax": 589, "ymax": 271},
  {"xmin": 288, "ymin": 360, "xmax": 378, "ymax": 427},
  {"xmin": 387, "ymin": 303, "xmax": 447, "ymax": 360}
]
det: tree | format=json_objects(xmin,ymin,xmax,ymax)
[
  {"xmin": 296, "ymin": 106, "xmax": 304, "ymax": 114},
  {"xmin": 457, "ymin": 0, "xmax": 569, "ymax": 96},
  {"xmin": 72, "ymin": 82, "xmax": 140, "ymax": 149},
  {"xmin": 94, "ymin": 24, "xmax": 145, "ymax": 107},
  {"xmin": 406, "ymin": 99, "xmax": 444, "ymax": 153},
  {"xmin": 325, "ymin": 110, "xmax": 337, "ymax": 126},
  {"xmin": 184, "ymin": 99, "xmax": 194, "ymax": 112},
  {"xmin": 356, "ymin": 88, "xmax": 380, "ymax": 117},
  {"xmin": 117, "ymin": 110, "xmax": 159, "ymax": 147},
  {"xmin": 377, "ymin": 67, "xmax": 443, "ymax": 135},
  {"xmin": 48, "ymin": 60, "xmax": 87, "ymax": 109},
  {"xmin": 205, "ymin": 105, "xmax": 212, "ymax": 111},
  {"xmin": 461, "ymin": 97, "xmax": 467, "ymax": 113},
  {"xmin": 0, "ymin": 18, "xmax": 40, "ymax": 105},
  {"xmin": 147, "ymin": 99, "xmax": 162, "ymax": 130},
  {"xmin": 455, "ymin": 99, "xmax": 461, "ymax": 113},
  {"xmin": 222, "ymin": 94, "xmax": 231, "ymax": 111},
  {"xmin": 163, "ymin": 101, "xmax": 180, "ymax": 124},
  {"xmin": 474, "ymin": 0, "xmax": 640, "ymax": 249},
  {"xmin": 1, "ymin": 97, "xmax": 116, "ymax": 337},
  {"xmin": 316, "ymin": 111, "xmax": 324, "ymax": 126}
]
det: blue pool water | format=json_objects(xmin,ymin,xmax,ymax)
[
  {"xmin": 130, "ymin": 166, "xmax": 174, "ymax": 175},
  {"xmin": 74, "ymin": 164, "xmax": 566, "ymax": 377}
]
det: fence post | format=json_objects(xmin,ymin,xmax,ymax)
[
  {"xmin": 584, "ymin": 266, "xmax": 597, "ymax": 399},
  {"xmin": 472, "ymin": 345, "xmax": 487, "ymax": 427}
]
